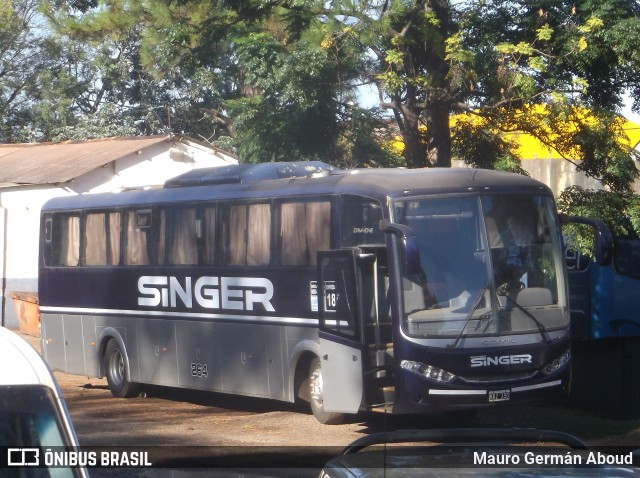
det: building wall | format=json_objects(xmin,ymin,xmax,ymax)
[
  {"xmin": 0, "ymin": 143, "xmax": 236, "ymax": 329},
  {"xmin": 454, "ymin": 157, "xmax": 640, "ymax": 197}
]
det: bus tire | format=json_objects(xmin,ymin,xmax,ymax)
[
  {"xmin": 309, "ymin": 357, "xmax": 345, "ymax": 425},
  {"xmin": 104, "ymin": 340, "xmax": 139, "ymax": 398}
]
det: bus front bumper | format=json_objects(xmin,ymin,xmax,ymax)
[{"xmin": 395, "ymin": 367, "xmax": 570, "ymax": 413}]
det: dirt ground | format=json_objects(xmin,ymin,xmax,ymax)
[
  {"xmin": 52, "ymin": 370, "xmax": 370, "ymax": 447},
  {"xmin": 16, "ymin": 333, "xmax": 365, "ymax": 446}
]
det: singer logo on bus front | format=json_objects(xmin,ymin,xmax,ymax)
[{"xmin": 470, "ymin": 354, "xmax": 532, "ymax": 367}]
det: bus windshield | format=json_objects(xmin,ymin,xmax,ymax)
[{"xmin": 393, "ymin": 194, "xmax": 568, "ymax": 339}]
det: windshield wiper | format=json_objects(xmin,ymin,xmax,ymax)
[
  {"xmin": 448, "ymin": 283, "xmax": 491, "ymax": 349},
  {"xmin": 497, "ymin": 286, "xmax": 551, "ymax": 344}
]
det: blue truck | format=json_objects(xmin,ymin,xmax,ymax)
[{"xmin": 565, "ymin": 216, "xmax": 640, "ymax": 418}]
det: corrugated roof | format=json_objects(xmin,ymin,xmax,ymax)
[{"xmin": 0, "ymin": 135, "xmax": 172, "ymax": 186}]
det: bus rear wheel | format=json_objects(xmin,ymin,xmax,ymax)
[
  {"xmin": 309, "ymin": 357, "xmax": 345, "ymax": 425},
  {"xmin": 104, "ymin": 340, "xmax": 139, "ymax": 398}
]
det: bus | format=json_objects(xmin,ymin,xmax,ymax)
[
  {"xmin": 564, "ymin": 216, "xmax": 640, "ymax": 418},
  {"xmin": 38, "ymin": 162, "xmax": 571, "ymax": 424}
]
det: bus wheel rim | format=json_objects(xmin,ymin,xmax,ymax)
[{"xmin": 109, "ymin": 349, "xmax": 125, "ymax": 386}]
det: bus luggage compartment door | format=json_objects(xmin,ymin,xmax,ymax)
[{"xmin": 317, "ymin": 250, "xmax": 364, "ymax": 414}]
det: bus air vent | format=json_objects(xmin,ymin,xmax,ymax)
[{"xmin": 164, "ymin": 161, "xmax": 337, "ymax": 188}]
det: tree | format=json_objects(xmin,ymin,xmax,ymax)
[
  {"xmin": 41, "ymin": 0, "xmax": 238, "ymax": 142},
  {"xmin": 225, "ymin": 31, "xmax": 398, "ymax": 165},
  {"xmin": 453, "ymin": 0, "xmax": 640, "ymax": 191},
  {"xmin": 0, "ymin": 0, "xmax": 74, "ymax": 141},
  {"xmin": 148, "ymin": 0, "xmax": 640, "ymax": 185},
  {"xmin": 46, "ymin": 0, "xmax": 400, "ymax": 164},
  {"xmin": 558, "ymin": 186, "xmax": 640, "ymax": 237},
  {"xmin": 27, "ymin": 0, "xmax": 640, "ymax": 191}
]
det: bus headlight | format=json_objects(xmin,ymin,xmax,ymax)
[
  {"xmin": 541, "ymin": 350, "xmax": 570, "ymax": 376},
  {"xmin": 400, "ymin": 360, "xmax": 456, "ymax": 383}
]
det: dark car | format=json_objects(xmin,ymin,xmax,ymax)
[{"xmin": 319, "ymin": 428, "xmax": 640, "ymax": 478}]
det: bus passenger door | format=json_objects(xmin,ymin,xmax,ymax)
[{"xmin": 317, "ymin": 250, "xmax": 364, "ymax": 414}]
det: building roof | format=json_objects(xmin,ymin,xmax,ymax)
[{"xmin": 0, "ymin": 135, "xmax": 174, "ymax": 187}]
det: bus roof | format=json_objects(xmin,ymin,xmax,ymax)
[{"xmin": 42, "ymin": 164, "xmax": 552, "ymax": 211}]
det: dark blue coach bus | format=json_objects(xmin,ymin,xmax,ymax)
[{"xmin": 38, "ymin": 162, "xmax": 571, "ymax": 424}]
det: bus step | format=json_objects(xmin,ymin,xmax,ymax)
[
  {"xmin": 364, "ymin": 366, "xmax": 391, "ymax": 378},
  {"xmin": 379, "ymin": 386, "xmax": 395, "ymax": 404},
  {"xmin": 367, "ymin": 342, "xmax": 393, "ymax": 350}
]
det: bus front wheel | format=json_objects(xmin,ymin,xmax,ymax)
[
  {"xmin": 309, "ymin": 357, "xmax": 345, "ymax": 425},
  {"xmin": 104, "ymin": 340, "xmax": 139, "ymax": 398}
]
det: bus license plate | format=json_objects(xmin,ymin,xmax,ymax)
[{"xmin": 488, "ymin": 390, "xmax": 510, "ymax": 402}]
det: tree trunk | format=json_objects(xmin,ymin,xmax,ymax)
[
  {"xmin": 422, "ymin": 0, "xmax": 452, "ymax": 168},
  {"xmin": 425, "ymin": 104, "xmax": 451, "ymax": 168},
  {"xmin": 401, "ymin": 107, "xmax": 427, "ymax": 169}
]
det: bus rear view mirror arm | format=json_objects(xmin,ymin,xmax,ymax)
[
  {"xmin": 379, "ymin": 220, "xmax": 421, "ymax": 276},
  {"xmin": 565, "ymin": 215, "xmax": 614, "ymax": 267}
]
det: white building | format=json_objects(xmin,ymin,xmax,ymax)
[{"xmin": 0, "ymin": 135, "xmax": 237, "ymax": 328}]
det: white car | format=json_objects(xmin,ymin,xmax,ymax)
[{"xmin": 0, "ymin": 326, "xmax": 88, "ymax": 477}]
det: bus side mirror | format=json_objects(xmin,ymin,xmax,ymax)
[
  {"xmin": 379, "ymin": 220, "xmax": 421, "ymax": 276},
  {"xmin": 565, "ymin": 216, "xmax": 614, "ymax": 267}
]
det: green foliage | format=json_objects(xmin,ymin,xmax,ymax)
[
  {"xmin": 557, "ymin": 186, "xmax": 640, "ymax": 239},
  {"xmin": 335, "ymin": 107, "xmax": 405, "ymax": 169},
  {"xmin": 558, "ymin": 185, "xmax": 640, "ymax": 258},
  {"xmin": 451, "ymin": 116, "xmax": 529, "ymax": 176},
  {"xmin": 225, "ymin": 30, "xmax": 397, "ymax": 165},
  {"xmin": 0, "ymin": 0, "xmax": 74, "ymax": 141},
  {"xmin": 3, "ymin": 0, "xmax": 640, "ymax": 189},
  {"xmin": 50, "ymin": 104, "xmax": 137, "ymax": 141},
  {"xmin": 225, "ymin": 33, "xmax": 339, "ymax": 162}
]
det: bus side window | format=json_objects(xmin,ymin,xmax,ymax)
[
  {"xmin": 123, "ymin": 209, "xmax": 166, "ymax": 266},
  {"xmin": 108, "ymin": 212, "xmax": 122, "ymax": 265},
  {"xmin": 44, "ymin": 213, "xmax": 80, "ymax": 267},
  {"xmin": 227, "ymin": 204, "xmax": 247, "ymax": 265},
  {"xmin": 202, "ymin": 206, "xmax": 217, "ymax": 265},
  {"xmin": 247, "ymin": 203, "xmax": 271, "ymax": 266},
  {"xmin": 340, "ymin": 196, "xmax": 384, "ymax": 248},
  {"xmin": 281, "ymin": 202, "xmax": 306, "ymax": 266},
  {"xmin": 82, "ymin": 211, "xmax": 123, "ymax": 266},
  {"xmin": 225, "ymin": 202, "xmax": 271, "ymax": 266},
  {"xmin": 84, "ymin": 213, "xmax": 107, "ymax": 265},
  {"xmin": 169, "ymin": 208, "xmax": 198, "ymax": 265},
  {"xmin": 280, "ymin": 201, "xmax": 330, "ymax": 266},
  {"xmin": 59, "ymin": 214, "xmax": 80, "ymax": 267},
  {"xmin": 124, "ymin": 210, "xmax": 148, "ymax": 265}
]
